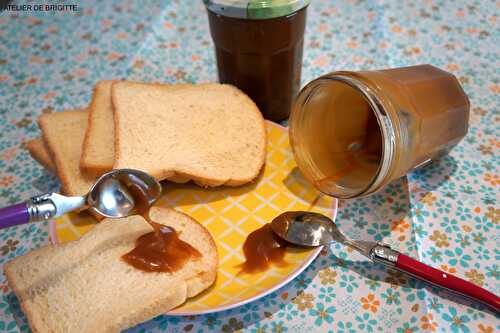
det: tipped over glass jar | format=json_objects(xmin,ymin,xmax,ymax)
[{"xmin": 289, "ymin": 64, "xmax": 470, "ymax": 198}]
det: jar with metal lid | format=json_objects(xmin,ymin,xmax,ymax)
[
  {"xmin": 204, "ymin": 0, "xmax": 310, "ymax": 121},
  {"xmin": 289, "ymin": 64, "xmax": 470, "ymax": 198}
]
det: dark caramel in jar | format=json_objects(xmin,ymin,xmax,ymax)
[{"xmin": 206, "ymin": 2, "xmax": 308, "ymax": 121}]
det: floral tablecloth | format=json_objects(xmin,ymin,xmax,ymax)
[{"xmin": 0, "ymin": 1, "xmax": 498, "ymax": 332}]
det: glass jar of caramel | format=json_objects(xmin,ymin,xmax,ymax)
[{"xmin": 289, "ymin": 65, "xmax": 470, "ymax": 198}]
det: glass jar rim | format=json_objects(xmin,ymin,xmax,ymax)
[
  {"xmin": 290, "ymin": 74, "xmax": 397, "ymax": 198},
  {"xmin": 203, "ymin": 0, "xmax": 310, "ymax": 19}
]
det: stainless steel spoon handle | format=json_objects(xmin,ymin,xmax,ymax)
[
  {"xmin": 368, "ymin": 243, "xmax": 400, "ymax": 266},
  {"xmin": 27, "ymin": 194, "xmax": 58, "ymax": 222},
  {"xmin": 0, "ymin": 193, "xmax": 86, "ymax": 229},
  {"xmin": 31, "ymin": 193, "xmax": 86, "ymax": 220}
]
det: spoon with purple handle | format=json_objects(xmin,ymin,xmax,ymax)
[{"xmin": 0, "ymin": 169, "xmax": 161, "ymax": 229}]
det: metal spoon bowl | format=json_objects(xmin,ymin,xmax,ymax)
[
  {"xmin": 87, "ymin": 169, "xmax": 162, "ymax": 218},
  {"xmin": 270, "ymin": 211, "xmax": 343, "ymax": 247}
]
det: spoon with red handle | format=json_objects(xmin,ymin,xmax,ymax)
[{"xmin": 271, "ymin": 211, "xmax": 499, "ymax": 312}]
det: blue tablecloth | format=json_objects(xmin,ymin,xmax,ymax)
[{"xmin": 0, "ymin": 1, "xmax": 498, "ymax": 332}]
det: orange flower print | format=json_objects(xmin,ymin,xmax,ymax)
[
  {"xmin": 485, "ymin": 207, "xmax": 499, "ymax": 224},
  {"xmin": 308, "ymin": 40, "xmax": 321, "ymax": 48},
  {"xmin": 385, "ymin": 270, "xmax": 407, "ymax": 288},
  {"xmin": 318, "ymin": 268, "xmax": 337, "ymax": 284},
  {"xmin": 291, "ymin": 291, "xmax": 315, "ymax": 311},
  {"xmin": 459, "ymin": 76, "xmax": 470, "ymax": 84},
  {"xmin": 26, "ymin": 77, "xmax": 38, "ymax": 85},
  {"xmin": 74, "ymin": 51, "xmax": 88, "ymax": 62},
  {"xmin": 479, "ymin": 144, "xmax": 493, "ymax": 155},
  {"xmin": 391, "ymin": 25, "xmax": 402, "ymax": 33},
  {"xmin": 164, "ymin": 21, "xmax": 174, "ymax": 29},
  {"xmin": 367, "ymin": 11, "xmax": 375, "ymax": 22},
  {"xmin": 101, "ymin": 19, "xmax": 112, "ymax": 28},
  {"xmin": 478, "ymin": 323, "xmax": 494, "ymax": 333},
  {"xmin": 439, "ymin": 264, "xmax": 457, "ymax": 274},
  {"xmin": 116, "ymin": 32, "xmax": 128, "ymax": 40},
  {"xmin": 0, "ymin": 75, "xmax": 9, "ymax": 82},
  {"xmin": 484, "ymin": 173, "xmax": 499, "ymax": 186},
  {"xmin": 347, "ymin": 40, "xmax": 358, "ymax": 48},
  {"xmin": 465, "ymin": 269, "xmax": 485, "ymax": 286},
  {"xmin": 0, "ymin": 147, "xmax": 16, "ymax": 161},
  {"xmin": 360, "ymin": 293, "xmax": 380, "ymax": 313},
  {"xmin": 133, "ymin": 59, "xmax": 145, "ymax": 69},
  {"xmin": 462, "ymin": 225, "xmax": 472, "ymax": 232},
  {"xmin": 46, "ymin": 25, "xmax": 59, "ymax": 34},
  {"xmin": 29, "ymin": 56, "xmax": 44, "ymax": 64},
  {"xmin": 107, "ymin": 52, "xmax": 124, "ymax": 62},
  {"xmin": 473, "ymin": 107, "xmax": 487, "ymax": 116},
  {"xmin": 429, "ymin": 230, "xmax": 449, "ymax": 248},
  {"xmin": 446, "ymin": 63, "xmax": 460, "ymax": 72},
  {"xmin": 489, "ymin": 138, "xmax": 500, "ymax": 148},
  {"xmin": 0, "ymin": 176, "xmax": 14, "ymax": 187},
  {"xmin": 456, "ymin": 9, "xmax": 465, "ymax": 18},
  {"xmin": 74, "ymin": 68, "xmax": 88, "ymax": 78},
  {"xmin": 405, "ymin": 47, "xmax": 421, "ymax": 56},
  {"xmin": 352, "ymin": 55, "xmax": 364, "ymax": 64},
  {"xmin": 489, "ymin": 84, "xmax": 500, "ymax": 94},
  {"xmin": 312, "ymin": 55, "xmax": 329, "ymax": 68},
  {"xmin": 391, "ymin": 219, "xmax": 410, "ymax": 233},
  {"xmin": 421, "ymin": 314, "xmax": 438, "ymax": 331},
  {"xmin": 318, "ymin": 23, "xmax": 328, "ymax": 32},
  {"xmin": 421, "ymin": 193, "xmax": 437, "ymax": 206},
  {"xmin": 191, "ymin": 55, "xmax": 201, "ymax": 62},
  {"xmin": 27, "ymin": 17, "xmax": 42, "ymax": 26},
  {"xmin": 42, "ymin": 91, "xmax": 54, "ymax": 101}
]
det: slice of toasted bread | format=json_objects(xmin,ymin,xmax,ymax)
[
  {"xmin": 5, "ymin": 207, "xmax": 217, "ymax": 333},
  {"xmin": 80, "ymin": 81, "xmax": 192, "ymax": 175},
  {"xmin": 38, "ymin": 110, "xmax": 96, "ymax": 196},
  {"xmin": 113, "ymin": 82, "xmax": 266, "ymax": 186},
  {"xmin": 80, "ymin": 80, "xmax": 117, "ymax": 175},
  {"xmin": 25, "ymin": 137, "xmax": 56, "ymax": 172}
]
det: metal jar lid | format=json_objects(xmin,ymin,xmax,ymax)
[{"xmin": 203, "ymin": 0, "xmax": 310, "ymax": 19}]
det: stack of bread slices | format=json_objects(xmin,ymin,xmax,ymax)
[{"xmin": 26, "ymin": 80, "xmax": 267, "ymax": 196}]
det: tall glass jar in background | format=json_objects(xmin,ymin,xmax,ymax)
[
  {"xmin": 289, "ymin": 65, "xmax": 470, "ymax": 198},
  {"xmin": 204, "ymin": 0, "xmax": 310, "ymax": 121}
]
